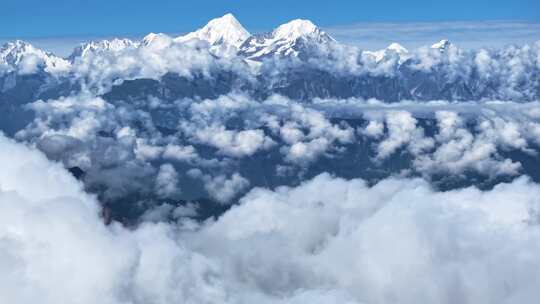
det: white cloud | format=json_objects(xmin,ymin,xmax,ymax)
[
  {"xmin": 192, "ymin": 125, "xmax": 275, "ymax": 157},
  {"xmin": 376, "ymin": 110, "xmax": 433, "ymax": 159},
  {"xmin": 198, "ymin": 171, "xmax": 250, "ymax": 204},
  {"xmin": 285, "ymin": 137, "xmax": 330, "ymax": 164},
  {"xmin": 18, "ymin": 53, "xmax": 42, "ymax": 74},
  {"xmin": 188, "ymin": 173, "xmax": 540, "ymax": 304},
  {"xmin": 362, "ymin": 120, "xmax": 384, "ymax": 138},
  {"xmin": 68, "ymin": 37, "xmax": 251, "ymax": 94},
  {"xmin": 15, "ymin": 91, "xmax": 540, "ymax": 197},
  {"xmin": 162, "ymin": 144, "xmax": 199, "ymax": 162},
  {"xmin": 270, "ymin": 104, "xmax": 355, "ymax": 165},
  {"xmin": 411, "ymin": 110, "xmax": 523, "ymax": 177},
  {"xmin": 3, "ymin": 134, "xmax": 540, "ymax": 303},
  {"xmin": 155, "ymin": 163, "xmax": 181, "ymax": 199}
]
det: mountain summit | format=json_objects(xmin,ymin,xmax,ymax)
[
  {"xmin": 1, "ymin": 40, "xmax": 70, "ymax": 74},
  {"xmin": 69, "ymin": 38, "xmax": 137, "ymax": 60},
  {"xmin": 271, "ymin": 19, "xmax": 331, "ymax": 42},
  {"xmin": 364, "ymin": 43, "xmax": 410, "ymax": 63},
  {"xmin": 175, "ymin": 13, "xmax": 250, "ymax": 48},
  {"xmin": 431, "ymin": 39, "xmax": 453, "ymax": 51},
  {"xmin": 239, "ymin": 19, "xmax": 334, "ymax": 60}
]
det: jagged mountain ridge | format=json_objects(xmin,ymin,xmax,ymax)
[
  {"xmin": 1, "ymin": 14, "xmax": 461, "ymax": 67},
  {"xmin": 68, "ymin": 38, "xmax": 138, "ymax": 61},
  {"xmin": 0, "ymin": 40, "xmax": 70, "ymax": 74},
  {"xmin": 65, "ymin": 14, "xmax": 332, "ymax": 60},
  {"xmin": 238, "ymin": 19, "xmax": 335, "ymax": 60}
]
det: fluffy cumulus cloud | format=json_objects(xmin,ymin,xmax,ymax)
[
  {"xmin": 376, "ymin": 110, "xmax": 433, "ymax": 159},
  {"xmin": 2, "ymin": 134, "xmax": 540, "ymax": 304},
  {"xmin": 9, "ymin": 89, "xmax": 540, "ymax": 210},
  {"xmin": 192, "ymin": 125, "xmax": 275, "ymax": 157},
  {"xmin": 69, "ymin": 38, "xmax": 252, "ymax": 94},
  {"xmin": 353, "ymin": 101, "xmax": 540, "ymax": 178},
  {"xmin": 154, "ymin": 163, "xmax": 181, "ymax": 199},
  {"xmin": 258, "ymin": 102, "xmax": 355, "ymax": 165},
  {"xmin": 0, "ymin": 134, "xmax": 235, "ymax": 304},
  {"xmin": 192, "ymin": 173, "xmax": 540, "ymax": 303},
  {"xmin": 412, "ymin": 110, "xmax": 523, "ymax": 176},
  {"xmin": 188, "ymin": 169, "xmax": 250, "ymax": 204}
]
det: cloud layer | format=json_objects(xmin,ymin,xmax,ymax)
[
  {"xmin": 1, "ymin": 134, "xmax": 540, "ymax": 304},
  {"xmin": 4, "ymin": 90, "xmax": 537, "ymax": 223}
]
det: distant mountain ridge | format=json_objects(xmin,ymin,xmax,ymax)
[
  {"xmin": 1, "ymin": 14, "xmax": 539, "ymax": 104},
  {"xmin": 68, "ymin": 38, "xmax": 138, "ymax": 60},
  {"xmin": 3, "ymin": 14, "xmax": 456, "ymax": 64}
]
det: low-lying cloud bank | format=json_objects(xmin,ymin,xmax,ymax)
[
  {"xmin": 9, "ymin": 92, "xmax": 540, "ymax": 214},
  {"xmin": 1, "ymin": 133, "xmax": 540, "ymax": 304}
]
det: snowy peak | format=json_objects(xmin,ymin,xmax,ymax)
[
  {"xmin": 175, "ymin": 13, "xmax": 250, "ymax": 48},
  {"xmin": 363, "ymin": 43, "xmax": 409, "ymax": 63},
  {"xmin": 272, "ymin": 19, "xmax": 329, "ymax": 41},
  {"xmin": 140, "ymin": 33, "xmax": 173, "ymax": 50},
  {"xmin": 141, "ymin": 33, "xmax": 168, "ymax": 45},
  {"xmin": 1, "ymin": 40, "xmax": 40, "ymax": 64},
  {"xmin": 239, "ymin": 18, "xmax": 334, "ymax": 60},
  {"xmin": 1, "ymin": 40, "xmax": 70, "ymax": 74},
  {"xmin": 69, "ymin": 38, "xmax": 137, "ymax": 60},
  {"xmin": 431, "ymin": 39, "xmax": 453, "ymax": 51},
  {"xmin": 387, "ymin": 43, "xmax": 408, "ymax": 54}
]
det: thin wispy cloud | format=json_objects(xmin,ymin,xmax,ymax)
[{"xmin": 324, "ymin": 20, "xmax": 540, "ymax": 50}]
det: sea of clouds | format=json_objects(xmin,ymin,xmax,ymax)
[
  {"xmin": 11, "ymin": 91, "xmax": 540, "ymax": 209},
  {"xmin": 2, "ymin": 133, "xmax": 540, "ymax": 303}
]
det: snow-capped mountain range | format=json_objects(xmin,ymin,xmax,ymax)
[
  {"xmin": 0, "ymin": 14, "xmax": 401, "ymax": 63},
  {"xmin": 0, "ymin": 40, "xmax": 70, "ymax": 74},
  {"xmin": 1, "ymin": 13, "xmax": 452, "ymax": 66},
  {"xmin": 68, "ymin": 38, "xmax": 138, "ymax": 60},
  {"xmin": 65, "ymin": 14, "xmax": 339, "ymax": 60},
  {"xmin": 1, "ymin": 13, "xmax": 538, "ymax": 104}
]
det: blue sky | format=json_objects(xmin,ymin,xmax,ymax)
[
  {"xmin": 2, "ymin": 0, "xmax": 539, "ymax": 37},
  {"xmin": 2, "ymin": 0, "xmax": 539, "ymax": 55}
]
